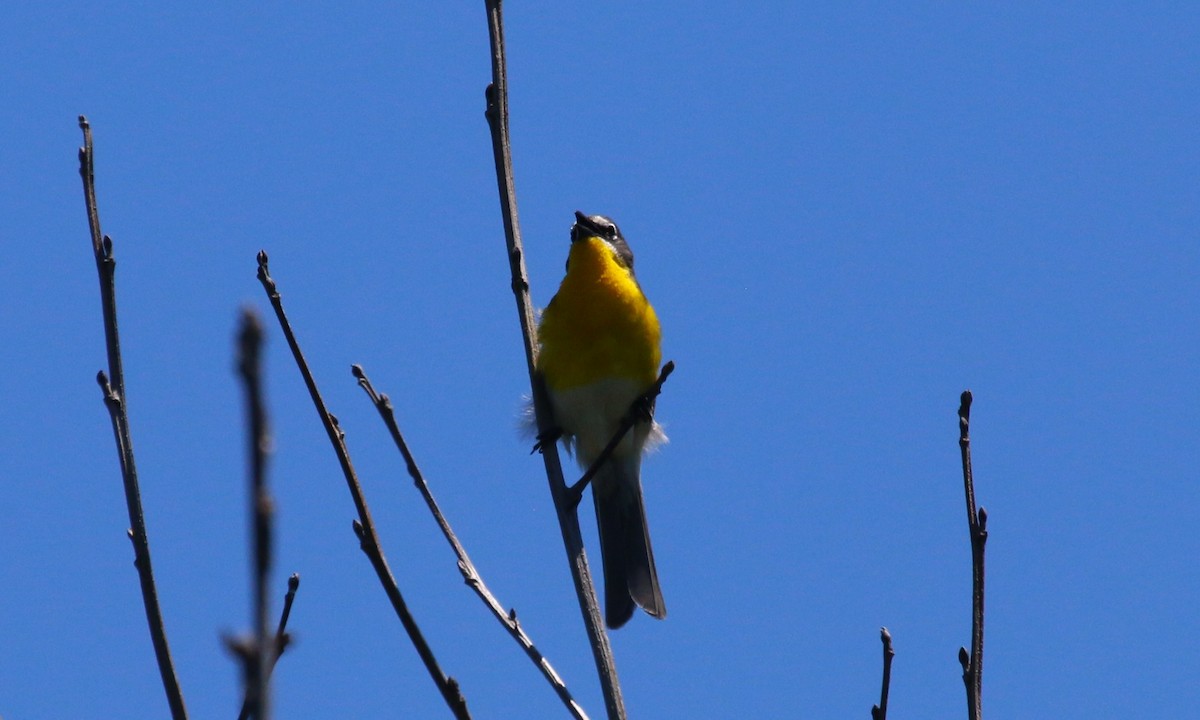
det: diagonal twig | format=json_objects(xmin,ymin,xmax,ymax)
[
  {"xmin": 255, "ymin": 252, "xmax": 470, "ymax": 720},
  {"xmin": 870, "ymin": 627, "xmax": 895, "ymax": 720},
  {"xmin": 238, "ymin": 573, "xmax": 300, "ymax": 720},
  {"xmin": 77, "ymin": 115, "xmax": 189, "ymax": 720},
  {"xmin": 957, "ymin": 390, "xmax": 988, "ymax": 720},
  {"xmin": 353, "ymin": 365, "xmax": 590, "ymax": 720},
  {"xmin": 566, "ymin": 362, "xmax": 674, "ymax": 507},
  {"xmin": 481, "ymin": 3, "xmax": 626, "ymax": 718}
]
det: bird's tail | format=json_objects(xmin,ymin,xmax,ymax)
[{"xmin": 593, "ymin": 453, "xmax": 666, "ymax": 628}]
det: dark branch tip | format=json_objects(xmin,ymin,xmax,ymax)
[
  {"xmin": 351, "ymin": 364, "xmax": 366, "ymax": 380},
  {"xmin": 102, "ymin": 235, "xmax": 113, "ymax": 258},
  {"xmin": 288, "ymin": 572, "xmax": 301, "ymax": 590},
  {"xmin": 78, "ymin": 114, "xmax": 89, "ymax": 129},
  {"xmin": 237, "ymin": 308, "xmax": 265, "ymax": 368},
  {"xmin": 977, "ymin": 507, "xmax": 988, "ymax": 527},
  {"xmin": 958, "ymin": 646, "xmax": 970, "ymax": 670},
  {"xmin": 255, "ymin": 250, "xmax": 274, "ymax": 284},
  {"xmin": 352, "ymin": 518, "xmax": 365, "ymax": 539}
]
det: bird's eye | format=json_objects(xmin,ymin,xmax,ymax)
[{"xmin": 605, "ymin": 224, "xmax": 617, "ymax": 238}]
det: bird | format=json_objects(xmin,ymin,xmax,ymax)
[{"xmin": 535, "ymin": 210, "xmax": 667, "ymax": 629}]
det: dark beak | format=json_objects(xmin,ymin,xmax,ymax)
[{"xmin": 574, "ymin": 210, "xmax": 603, "ymax": 235}]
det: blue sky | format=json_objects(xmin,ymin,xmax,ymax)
[{"xmin": 2, "ymin": 3, "xmax": 1197, "ymax": 718}]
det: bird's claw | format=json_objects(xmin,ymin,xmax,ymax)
[
  {"xmin": 628, "ymin": 394, "xmax": 655, "ymax": 425},
  {"xmin": 531, "ymin": 427, "xmax": 563, "ymax": 455}
]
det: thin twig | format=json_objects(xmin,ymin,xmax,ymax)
[
  {"xmin": 77, "ymin": 116, "xmax": 189, "ymax": 720},
  {"xmin": 481, "ymin": 4, "xmax": 626, "ymax": 718},
  {"xmin": 236, "ymin": 309, "xmax": 274, "ymax": 720},
  {"xmin": 957, "ymin": 390, "xmax": 987, "ymax": 720},
  {"xmin": 238, "ymin": 574, "xmax": 300, "ymax": 720},
  {"xmin": 870, "ymin": 627, "xmax": 895, "ymax": 720},
  {"xmin": 255, "ymin": 252, "xmax": 471, "ymax": 720},
  {"xmin": 566, "ymin": 362, "xmax": 675, "ymax": 506},
  {"xmin": 353, "ymin": 365, "xmax": 590, "ymax": 720},
  {"xmin": 276, "ymin": 573, "xmax": 301, "ymax": 646}
]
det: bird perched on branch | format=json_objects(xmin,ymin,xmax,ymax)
[{"xmin": 536, "ymin": 211, "xmax": 667, "ymax": 629}]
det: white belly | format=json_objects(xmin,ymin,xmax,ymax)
[{"xmin": 548, "ymin": 377, "xmax": 660, "ymax": 465}]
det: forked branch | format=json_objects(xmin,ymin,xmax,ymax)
[{"xmin": 238, "ymin": 574, "xmax": 301, "ymax": 720}]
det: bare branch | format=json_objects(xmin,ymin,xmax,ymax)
[
  {"xmin": 481, "ymin": 4, "xmax": 626, "ymax": 717},
  {"xmin": 870, "ymin": 627, "xmax": 895, "ymax": 720},
  {"xmin": 77, "ymin": 116, "xmax": 189, "ymax": 720},
  {"xmin": 238, "ymin": 574, "xmax": 301, "ymax": 720},
  {"xmin": 353, "ymin": 365, "xmax": 590, "ymax": 720},
  {"xmin": 255, "ymin": 252, "xmax": 471, "ymax": 720},
  {"xmin": 957, "ymin": 390, "xmax": 987, "ymax": 720},
  {"xmin": 277, "ymin": 573, "xmax": 301, "ymax": 643},
  {"xmin": 233, "ymin": 309, "xmax": 274, "ymax": 720}
]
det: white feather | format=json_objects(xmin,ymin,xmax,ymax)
[{"xmin": 546, "ymin": 378, "xmax": 667, "ymax": 466}]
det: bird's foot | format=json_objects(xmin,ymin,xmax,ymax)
[{"xmin": 531, "ymin": 427, "xmax": 563, "ymax": 455}]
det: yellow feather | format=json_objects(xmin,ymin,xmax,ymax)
[{"xmin": 537, "ymin": 237, "xmax": 661, "ymax": 392}]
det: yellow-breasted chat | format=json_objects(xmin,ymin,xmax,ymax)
[{"xmin": 537, "ymin": 211, "xmax": 666, "ymax": 629}]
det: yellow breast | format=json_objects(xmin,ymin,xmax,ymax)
[{"xmin": 537, "ymin": 237, "xmax": 661, "ymax": 391}]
